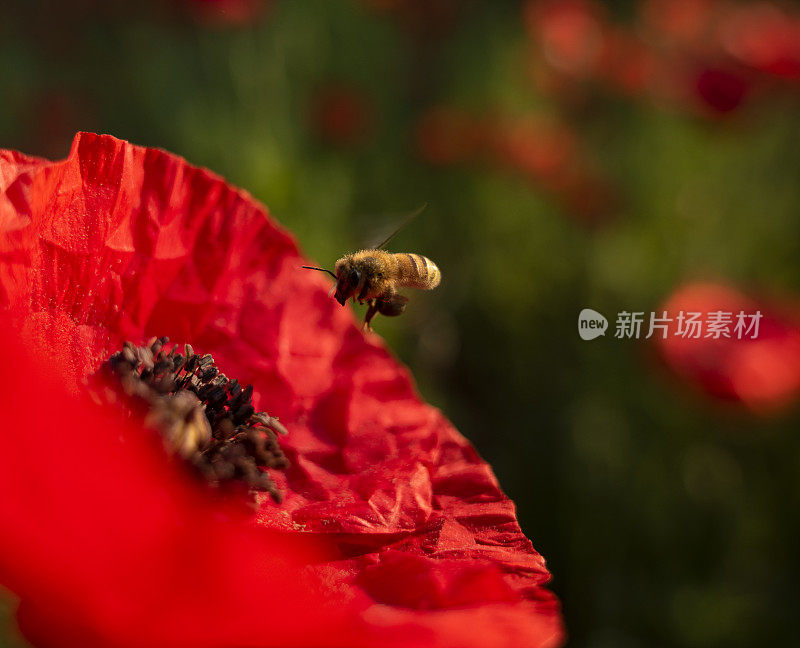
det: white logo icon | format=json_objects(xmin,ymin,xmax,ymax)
[{"xmin": 578, "ymin": 308, "xmax": 608, "ymax": 340}]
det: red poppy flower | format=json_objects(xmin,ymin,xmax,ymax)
[
  {"xmin": 0, "ymin": 132, "xmax": 563, "ymax": 647},
  {"xmin": 657, "ymin": 282, "xmax": 800, "ymax": 412}
]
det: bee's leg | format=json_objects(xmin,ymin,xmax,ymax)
[
  {"xmin": 377, "ymin": 293, "xmax": 408, "ymax": 317},
  {"xmin": 363, "ymin": 300, "xmax": 379, "ymax": 332}
]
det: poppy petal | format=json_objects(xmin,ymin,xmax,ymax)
[{"xmin": 0, "ymin": 132, "xmax": 563, "ymax": 647}]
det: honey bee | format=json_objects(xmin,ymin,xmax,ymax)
[{"xmin": 303, "ymin": 206, "xmax": 441, "ymax": 330}]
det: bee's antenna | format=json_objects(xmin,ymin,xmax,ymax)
[{"xmin": 302, "ymin": 265, "xmax": 337, "ymax": 279}]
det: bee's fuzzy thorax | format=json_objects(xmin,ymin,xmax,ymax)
[{"xmin": 330, "ymin": 248, "xmax": 440, "ymax": 328}]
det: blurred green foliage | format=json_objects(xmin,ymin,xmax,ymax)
[
  {"xmin": 2, "ymin": 1, "xmax": 800, "ymax": 646},
  {"xmin": 0, "ymin": 593, "xmax": 24, "ymax": 648}
]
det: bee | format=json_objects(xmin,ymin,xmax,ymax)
[{"xmin": 303, "ymin": 206, "xmax": 441, "ymax": 331}]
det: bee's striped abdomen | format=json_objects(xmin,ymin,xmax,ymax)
[{"xmin": 395, "ymin": 253, "xmax": 441, "ymax": 290}]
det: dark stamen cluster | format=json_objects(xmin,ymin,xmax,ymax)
[{"xmin": 94, "ymin": 336, "xmax": 288, "ymax": 502}]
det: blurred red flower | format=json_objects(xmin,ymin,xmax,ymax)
[
  {"xmin": 415, "ymin": 106, "xmax": 488, "ymax": 165},
  {"xmin": 0, "ymin": 133, "xmax": 563, "ymax": 647},
  {"xmin": 489, "ymin": 116, "xmax": 616, "ymax": 225},
  {"xmin": 720, "ymin": 3, "xmax": 800, "ymax": 79},
  {"xmin": 416, "ymin": 107, "xmax": 614, "ymax": 225},
  {"xmin": 599, "ymin": 29, "xmax": 656, "ymax": 95},
  {"xmin": 693, "ymin": 65, "xmax": 751, "ymax": 114},
  {"xmin": 180, "ymin": 0, "xmax": 272, "ymax": 26},
  {"xmin": 526, "ymin": 0, "xmax": 800, "ymax": 117},
  {"xmin": 641, "ymin": 0, "xmax": 717, "ymax": 47},
  {"xmin": 308, "ymin": 83, "xmax": 374, "ymax": 148},
  {"xmin": 657, "ymin": 282, "xmax": 800, "ymax": 412},
  {"xmin": 524, "ymin": 0, "xmax": 606, "ymax": 78}
]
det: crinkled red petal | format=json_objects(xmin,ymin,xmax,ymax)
[
  {"xmin": 0, "ymin": 324, "xmax": 358, "ymax": 648},
  {"xmin": 0, "ymin": 132, "xmax": 563, "ymax": 647}
]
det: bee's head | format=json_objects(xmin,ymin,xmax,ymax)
[{"xmin": 333, "ymin": 257, "xmax": 364, "ymax": 305}]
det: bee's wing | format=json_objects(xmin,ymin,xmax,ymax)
[{"xmin": 362, "ymin": 203, "xmax": 428, "ymax": 250}]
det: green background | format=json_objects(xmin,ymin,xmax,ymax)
[{"xmin": 2, "ymin": 2, "xmax": 800, "ymax": 646}]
